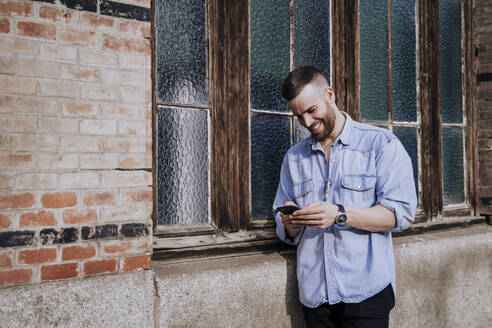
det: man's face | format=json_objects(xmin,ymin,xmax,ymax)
[{"xmin": 288, "ymin": 83, "xmax": 337, "ymax": 142}]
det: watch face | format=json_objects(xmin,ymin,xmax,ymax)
[{"xmin": 337, "ymin": 214, "xmax": 347, "ymax": 225}]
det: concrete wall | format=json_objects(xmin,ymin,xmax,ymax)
[{"xmin": 1, "ymin": 225, "xmax": 490, "ymax": 327}]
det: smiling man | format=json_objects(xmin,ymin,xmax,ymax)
[{"xmin": 273, "ymin": 66, "xmax": 417, "ymax": 328}]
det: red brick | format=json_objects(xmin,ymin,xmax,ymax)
[
  {"xmin": 102, "ymin": 34, "xmax": 150, "ymax": 54},
  {"xmin": 62, "ymin": 244, "xmax": 96, "ymax": 261},
  {"xmin": 17, "ymin": 21, "xmax": 55, "ymax": 40},
  {"xmin": 83, "ymin": 258, "xmax": 117, "ymax": 276},
  {"xmin": 18, "ymin": 248, "xmax": 56, "ymax": 265},
  {"xmin": 0, "ymin": 153, "xmax": 35, "ymax": 170},
  {"xmin": 0, "ymin": 268, "xmax": 32, "ymax": 287},
  {"xmin": 0, "ymin": 213, "xmax": 12, "ymax": 228},
  {"xmin": 102, "ymin": 238, "xmax": 150, "ymax": 256},
  {"xmin": 122, "ymin": 254, "xmax": 150, "ymax": 272},
  {"xmin": 103, "ymin": 241, "xmax": 131, "ymax": 255},
  {"xmin": 0, "ymin": 18, "xmax": 9, "ymax": 34},
  {"xmin": 81, "ymin": 12, "xmax": 114, "ymax": 29},
  {"xmin": 0, "ymin": 250, "xmax": 12, "ymax": 268},
  {"xmin": 83, "ymin": 191, "xmax": 117, "ymax": 206},
  {"xmin": 62, "ymin": 208, "xmax": 97, "ymax": 224},
  {"xmin": 0, "ymin": 1, "xmax": 32, "ymax": 17},
  {"xmin": 41, "ymin": 263, "xmax": 78, "ymax": 281},
  {"xmin": 19, "ymin": 210, "xmax": 57, "ymax": 227},
  {"xmin": 39, "ymin": 6, "xmax": 75, "ymax": 24},
  {"xmin": 119, "ymin": 20, "xmax": 150, "ymax": 38},
  {"xmin": 0, "ymin": 193, "xmax": 35, "ymax": 210},
  {"xmin": 41, "ymin": 192, "xmax": 77, "ymax": 208},
  {"xmin": 122, "ymin": 189, "xmax": 152, "ymax": 203},
  {"xmin": 60, "ymin": 28, "xmax": 97, "ymax": 46},
  {"xmin": 63, "ymin": 102, "xmax": 96, "ymax": 115}
]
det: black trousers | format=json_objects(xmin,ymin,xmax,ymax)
[{"xmin": 302, "ymin": 284, "xmax": 394, "ymax": 328}]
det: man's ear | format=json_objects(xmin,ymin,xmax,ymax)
[{"xmin": 324, "ymin": 87, "xmax": 335, "ymax": 104}]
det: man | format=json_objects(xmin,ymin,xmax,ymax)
[{"xmin": 273, "ymin": 66, "xmax": 417, "ymax": 328}]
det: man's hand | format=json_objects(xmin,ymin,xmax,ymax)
[
  {"xmin": 280, "ymin": 202, "xmax": 303, "ymax": 239},
  {"xmin": 291, "ymin": 201, "xmax": 338, "ymax": 230}
]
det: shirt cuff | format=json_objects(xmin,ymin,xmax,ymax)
[{"xmin": 377, "ymin": 199, "xmax": 413, "ymax": 233}]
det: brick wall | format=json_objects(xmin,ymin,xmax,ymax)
[
  {"xmin": 0, "ymin": 0, "xmax": 152, "ymax": 288},
  {"xmin": 477, "ymin": 0, "xmax": 492, "ymax": 215}
]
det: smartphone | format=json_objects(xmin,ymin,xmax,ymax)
[{"xmin": 276, "ymin": 205, "xmax": 300, "ymax": 214}]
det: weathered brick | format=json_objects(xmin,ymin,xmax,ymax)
[
  {"xmin": 0, "ymin": 268, "xmax": 32, "ymax": 287},
  {"xmin": 118, "ymin": 154, "xmax": 151, "ymax": 169},
  {"xmin": 121, "ymin": 188, "xmax": 152, "ymax": 203},
  {"xmin": 119, "ymin": 20, "xmax": 150, "ymax": 38},
  {"xmin": 0, "ymin": 213, "xmax": 12, "ymax": 229},
  {"xmin": 0, "ymin": 95, "xmax": 14, "ymax": 113},
  {"xmin": 41, "ymin": 263, "xmax": 78, "ymax": 281},
  {"xmin": 0, "ymin": 153, "xmax": 36, "ymax": 170},
  {"xmin": 0, "ymin": 115, "xmax": 37, "ymax": 133},
  {"xmin": 58, "ymin": 172, "xmax": 99, "ymax": 189},
  {"xmin": 81, "ymin": 224, "xmax": 118, "ymax": 240},
  {"xmin": 0, "ymin": 18, "xmax": 9, "ymax": 34},
  {"xmin": 39, "ymin": 43, "xmax": 77, "ymax": 61},
  {"xmin": 79, "ymin": 48, "xmax": 118, "ymax": 67},
  {"xmin": 0, "ymin": 55, "xmax": 15, "ymax": 73},
  {"xmin": 100, "ymin": 0, "xmax": 150, "ymax": 20},
  {"xmin": 17, "ymin": 21, "xmax": 55, "ymax": 40},
  {"xmin": 102, "ymin": 34, "xmax": 150, "ymax": 54},
  {"xmin": 62, "ymin": 101, "xmax": 97, "ymax": 116},
  {"xmin": 118, "ymin": 53, "xmax": 149, "ymax": 71},
  {"xmin": 119, "ymin": 87, "xmax": 151, "ymax": 104},
  {"xmin": 60, "ymin": 135, "xmax": 100, "ymax": 153},
  {"xmin": 0, "ymin": 250, "xmax": 12, "ymax": 267},
  {"xmin": 62, "ymin": 244, "xmax": 96, "ymax": 261},
  {"xmin": 0, "ymin": 193, "xmax": 35, "ymax": 210},
  {"xmin": 0, "ymin": 35, "xmax": 37, "ymax": 56},
  {"xmin": 10, "ymin": 96, "xmax": 59, "ymax": 115},
  {"xmin": 120, "ymin": 223, "xmax": 148, "ymax": 238},
  {"xmin": 118, "ymin": 120, "xmax": 148, "ymax": 136},
  {"xmin": 0, "ymin": 1, "xmax": 33, "ymax": 17},
  {"xmin": 15, "ymin": 173, "xmax": 58, "ymax": 190},
  {"xmin": 101, "ymin": 237, "xmax": 149, "ymax": 256},
  {"xmin": 19, "ymin": 210, "xmax": 57, "ymax": 227},
  {"xmin": 15, "ymin": 58, "xmax": 60, "ymax": 78},
  {"xmin": 82, "ymin": 191, "xmax": 116, "ymax": 206},
  {"xmin": 81, "ymin": 12, "xmax": 114, "ymax": 29},
  {"xmin": 81, "ymin": 84, "xmax": 119, "ymax": 101},
  {"xmin": 0, "ymin": 230, "xmax": 36, "ymax": 247},
  {"xmin": 39, "ymin": 80, "xmax": 80, "ymax": 98},
  {"xmin": 80, "ymin": 119, "xmax": 117, "ymax": 135},
  {"xmin": 0, "ymin": 173, "xmax": 15, "ymax": 189},
  {"xmin": 38, "ymin": 153, "xmax": 79, "ymax": 170},
  {"xmin": 100, "ymin": 137, "xmax": 147, "ymax": 153},
  {"xmin": 0, "ymin": 135, "xmax": 14, "ymax": 151},
  {"xmin": 62, "ymin": 208, "xmax": 97, "ymax": 224},
  {"xmin": 39, "ymin": 5, "xmax": 77, "ymax": 24},
  {"xmin": 39, "ymin": 117, "xmax": 79, "ymax": 134},
  {"xmin": 80, "ymin": 154, "xmax": 117, "ymax": 169},
  {"xmin": 100, "ymin": 103, "xmax": 144, "ymax": 119},
  {"xmin": 40, "ymin": 227, "xmax": 78, "ymax": 245},
  {"xmin": 41, "ymin": 192, "xmax": 77, "ymax": 209},
  {"xmin": 18, "ymin": 247, "xmax": 56, "ymax": 265},
  {"xmin": 122, "ymin": 254, "xmax": 150, "ymax": 272},
  {"xmin": 60, "ymin": 64, "xmax": 100, "ymax": 82},
  {"xmin": 0, "ymin": 76, "xmax": 37, "ymax": 94},
  {"xmin": 83, "ymin": 258, "xmax": 117, "ymax": 276},
  {"xmin": 60, "ymin": 27, "xmax": 97, "ymax": 46},
  {"xmin": 119, "ymin": 70, "xmax": 150, "ymax": 88},
  {"xmin": 101, "ymin": 170, "xmax": 152, "ymax": 187},
  {"xmin": 100, "ymin": 204, "xmax": 148, "ymax": 222}
]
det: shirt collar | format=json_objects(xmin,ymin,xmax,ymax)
[{"xmin": 309, "ymin": 112, "xmax": 353, "ymax": 152}]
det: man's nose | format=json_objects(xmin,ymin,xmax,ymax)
[{"xmin": 303, "ymin": 115, "xmax": 313, "ymax": 128}]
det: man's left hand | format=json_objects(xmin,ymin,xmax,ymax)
[{"xmin": 290, "ymin": 201, "xmax": 338, "ymax": 230}]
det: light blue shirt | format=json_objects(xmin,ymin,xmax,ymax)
[{"xmin": 273, "ymin": 113, "xmax": 417, "ymax": 308}]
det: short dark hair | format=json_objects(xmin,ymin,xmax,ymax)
[{"xmin": 281, "ymin": 66, "xmax": 325, "ymax": 101}]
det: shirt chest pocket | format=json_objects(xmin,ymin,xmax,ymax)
[
  {"xmin": 294, "ymin": 179, "xmax": 314, "ymax": 208},
  {"xmin": 341, "ymin": 175, "xmax": 377, "ymax": 207}
]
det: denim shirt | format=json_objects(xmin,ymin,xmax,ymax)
[{"xmin": 273, "ymin": 114, "xmax": 417, "ymax": 308}]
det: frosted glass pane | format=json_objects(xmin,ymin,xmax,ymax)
[
  {"xmin": 392, "ymin": 0, "xmax": 416, "ymax": 122},
  {"xmin": 294, "ymin": 0, "xmax": 330, "ymax": 78},
  {"xmin": 442, "ymin": 127, "xmax": 465, "ymax": 205},
  {"xmin": 251, "ymin": 0, "xmax": 290, "ymax": 112},
  {"xmin": 360, "ymin": 0, "xmax": 388, "ymax": 121},
  {"xmin": 156, "ymin": 0, "xmax": 207, "ymax": 106},
  {"xmin": 393, "ymin": 127, "xmax": 418, "ymax": 194},
  {"xmin": 157, "ymin": 107, "xmax": 209, "ymax": 225},
  {"xmin": 251, "ymin": 115, "xmax": 291, "ymax": 219},
  {"xmin": 294, "ymin": 119, "xmax": 311, "ymax": 144},
  {"xmin": 440, "ymin": 0, "xmax": 463, "ymax": 124}
]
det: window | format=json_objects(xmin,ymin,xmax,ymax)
[{"xmin": 153, "ymin": 0, "xmax": 478, "ymax": 240}]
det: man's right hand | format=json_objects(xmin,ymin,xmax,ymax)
[{"xmin": 280, "ymin": 202, "xmax": 302, "ymax": 239}]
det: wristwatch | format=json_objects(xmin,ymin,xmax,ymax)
[{"xmin": 335, "ymin": 204, "xmax": 347, "ymax": 225}]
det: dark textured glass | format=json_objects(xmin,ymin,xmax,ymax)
[
  {"xmin": 294, "ymin": 0, "xmax": 330, "ymax": 79},
  {"xmin": 157, "ymin": 107, "xmax": 209, "ymax": 225},
  {"xmin": 250, "ymin": 0, "xmax": 290, "ymax": 112},
  {"xmin": 251, "ymin": 114, "xmax": 291, "ymax": 219},
  {"xmin": 156, "ymin": 0, "xmax": 207, "ymax": 106},
  {"xmin": 442, "ymin": 127, "xmax": 465, "ymax": 205},
  {"xmin": 392, "ymin": 0, "xmax": 416, "ymax": 122},
  {"xmin": 294, "ymin": 118, "xmax": 311, "ymax": 144},
  {"xmin": 393, "ymin": 126, "xmax": 419, "ymax": 195},
  {"xmin": 440, "ymin": 0, "xmax": 463, "ymax": 124},
  {"xmin": 360, "ymin": 0, "xmax": 388, "ymax": 121}
]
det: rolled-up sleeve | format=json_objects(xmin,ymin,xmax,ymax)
[
  {"xmin": 273, "ymin": 155, "xmax": 305, "ymax": 245},
  {"xmin": 374, "ymin": 137, "xmax": 418, "ymax": 232}
]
